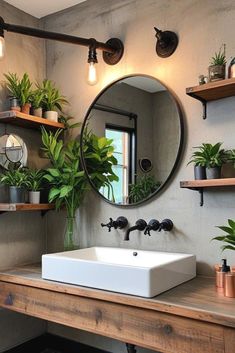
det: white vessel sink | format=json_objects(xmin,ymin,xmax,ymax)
[{"xmin": 42, "ymin": 247, "xmax": 196, "ymax": 298}]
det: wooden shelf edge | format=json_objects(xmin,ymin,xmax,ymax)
[
  {"xmin": 0, "ymin": 111, "xmax": 65, "ymax": 130},
  {"xmin": 180, "ymin": 178, "xmax": 235, "ymax": 189},
  {"xmin": 0, "ymin": 203, "xmax": 55, "ymax": 212}
]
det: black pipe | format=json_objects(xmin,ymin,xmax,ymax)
[{"xmin": 0, "ymin": 17, "xmax": 115, "ymax": 54}]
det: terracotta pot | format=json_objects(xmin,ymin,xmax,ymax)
[
  {"xmin": 44, "ymin": 110, "xmax": 58, "ymax": 122},
  {"xmin": 21, "ymin": 103, "xmax": 31, "ymax": 114},
  {"xmin": 208, "ymin": 64, "xmax": 226, "ymax": 82}
]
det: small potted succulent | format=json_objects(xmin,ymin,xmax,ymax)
[
  {"xmin": 4, "ymin": 72, "xmax": 21, "ymax": 111},
  {"xmin": 0, "ymin": 168, "xmax": 28, "ymax": 203},
  {"xmin": 30, "ymin": 88, "xmax": 44, "ymax": 117},
  {"xmin": 208, "ymin": 45, "xmax": 226, "ymax": 82},
  {"xmin": 40, "ymin": 79, "xmax": 68, "ymax": 122},
  {"xmin": 26, "ymin": 169, "xmax": 44, "ymax": 204},
  {"xmin": 188, "ymin": 142, "xmax": 225, "ymax": 179}
]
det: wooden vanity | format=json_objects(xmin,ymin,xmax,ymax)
[{"xmin": 0, "ymin": 265, "xmax": 234, "ymax": 353}]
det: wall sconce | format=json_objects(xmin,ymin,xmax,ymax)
[
  {"xmin": 0, "ymin": 17, "xmax": 124, "ymax": 85},
  {"xmin": 154, "ymin": 27, "xmax": 178, "ymax": 58}
]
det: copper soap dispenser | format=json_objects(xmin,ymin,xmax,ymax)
[{"xmin": 216, "ymin": 259, "xmax": 230, "ymax": 293}]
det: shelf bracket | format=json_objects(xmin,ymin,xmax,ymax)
[
  {"xmin": 198, "ymin": 188, "xmax": 204, "ymax": 206},
  {"xmin": 202, "ymin": 102, "xmax": 207, "ymax": 120}
]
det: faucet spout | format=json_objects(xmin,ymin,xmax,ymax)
[
  {"xmin": 124, "ymin": 225, "xmax": 138, "ymax": 241},
  {"xmin": 124, "ymin": 219, "xmax": 147, "ymax": 241}
]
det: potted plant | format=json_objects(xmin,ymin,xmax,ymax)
[
  {"xmin": 4, "ymin": 72, "xmax": 21, "ymax": 111},
  {"xmin": 0, "ymin": 168, "xmax": 28, "ymax": 203},
  {"xmin": 188, "ymin": 143, "xmax": 225, "ymax": 179},
  {"xmin": 26, "ymin": 169, "xmax": 44, "ymax": 204},
  {"xmin": 188, "ymin": 148, "xmax": 207, "ymax": 180},
  {"xmin": 30, "ymin": 88, "xmax": 44, "ymax": 117},
  {"xmin": 212, "ymin": 219, "xmax": 235, "ymax": 252},
  {"xmin": 19, "ymin": 73, "xmax": 33, "ymax": 114},
  {"xmin": 40, "ymin": 79, "xmax": 68, "ymax": 122},
  {"xmin": 41, "ymin": 126, "xmax": 118, "ymax": 250},
  {"xmin": 208, "ymin": 45, "xmax": 226, "ymax": 82}
]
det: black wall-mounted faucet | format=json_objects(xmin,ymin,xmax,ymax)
[
  {"xmin": 124, "ymin": 219, "xmax": 147, "ymax": 241},
  {"xmin": 101, "ymin": 216, "xmax": 128, "ymax": 232},
  {"xmin": 144, "ymin": 219, "xmax": 160, "ymax": 236}
]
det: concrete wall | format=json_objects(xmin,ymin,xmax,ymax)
[
  {"xmin": 1, "ymin": 0, "xmax": 235, "ymax": 352},
  {"xmin": 0, "ymin": 1, "xmax": 47, "ymax": 351},
  {"xmin": 43, "ymin": 0, "xmax": 235, "ymax": 352}
]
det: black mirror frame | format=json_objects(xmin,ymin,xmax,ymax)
[{"xmin": 80, "ymin": 74, "xmax": 184, "ymax": 207}]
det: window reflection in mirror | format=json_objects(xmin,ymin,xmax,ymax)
[{"xmin": 81, "ymin": 75, "xmax": 183, "ymax": 206}]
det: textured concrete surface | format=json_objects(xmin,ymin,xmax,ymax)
[
  {"xmin": 43, "ymin": 0, "xmax": 235, "ymax": 352},
  {"xmin": 1, "ymin": 0, "xmax": 235, "ymax": 352},
  {"xmin": 0, "ymin": 1, "xmax": 47, "ymax": 352}
]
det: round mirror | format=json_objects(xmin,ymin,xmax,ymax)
[
  {"xmin": 0, "ymin": 134, "xmax": 28, "ymax": 169},
  {"xmin": 81, "ymin": 75, "xmax": 184, "ymax": 206}
]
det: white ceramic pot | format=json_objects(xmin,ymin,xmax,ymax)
[
  {"xmin": 29, "ymin": 191, "xmax": 40, "ymax": 204},
  {"xmin": 44, "ymin": 110, "xmax": 58, "ymax": 122}
]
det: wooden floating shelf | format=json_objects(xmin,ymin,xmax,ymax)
[
  {"xmin": 186, "ymin": 78, "xmax": 235, "ymax": 102},
  {"xmin": 180, "ymin": 178, "xmax": 235, "ymax": 206},
  {"xmin": 0, "ymin": 111, "xmax": 65, "ymax": 130},
  {"xmin": 0, "ymin": 203, "xmax": 54, "ymax": 215},
  {"xmin": 186, "ymin": 78, "xmax": 235, "ymax": 119},
  {"xmin": 180, "ymin": 178, "xmax": 235, "ymax": 189}
]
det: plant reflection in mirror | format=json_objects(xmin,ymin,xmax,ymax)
[
  {"xmin": 129, "ymin": 175, "xmax": 161, "ymax": 204},
  {"xmin": 82, "ymin": 127, "xmax": 119, "ymax": 202}
]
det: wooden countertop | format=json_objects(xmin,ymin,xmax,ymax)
[{"xmin": 0, "ymin": 264, "xmax": 234, "ymax": 328}]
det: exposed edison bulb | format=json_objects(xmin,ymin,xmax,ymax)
[
  {"xmin": 87, "ymin": 61, "xmax": 98, "ymax": 86},
  {"xmin": 0, "ymin": 36, "xmax": 5, "ymax": 60}
]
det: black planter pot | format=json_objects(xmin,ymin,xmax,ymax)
[
  {"xmin": 194, "ymin": 165, "xmax": 206, "ymax": 180},
  {"xmin": 206, "ymin": 166, "xmax": 221, "ymax": 179},
  {"xmin": 9, "ymin": 186, "xmax": 25, "ymax": 203}
]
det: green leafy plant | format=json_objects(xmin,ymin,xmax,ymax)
[
  {"xmin": 39, "ymin": 79, "xmax": 68, "ymax": 111},
  {"xmin": 224, "ymin": 149, "xmax": 235, "ymax": 167},
  {"xmin": 129, "ymin": 175, "xmax": 161, "ymax": 203},
  {"xmin": 210, "ymin": 45, "xmax": 226, "ymax": 66},
  {"xmin": 31, "ymin": 88, "xmax": 45, "ymax": 109},
  {"xmin": 19, "ymin": 73, "xmax": 33, "ymax": 106},
  {"xmin": 4, "ymin": 72, "xmax": 21, "ymax": 99},
  {"xmin": 41, "ymin": 127, "xmax": 87, "ymax": 217},
  {"xmin": 82, "ymin": 128, "xmax": 119, "ymax": 202},
  {"xmin": 0, "ymin": 168, "xmax": 28, "ymax": 187},
  {"xmin": 26, "ymin": 169, "xmax": 44, "ymax": 191},
  {"xmin": 188, "ymin": 142, "xmax": 225, "ymax": 168},
  {"xmin": 58, "ymin": 115, "xmax": 81, "ymax": 130},
  {"xmin": 212, "ymin": 219, "xmax": 235, "ymax": 252}
]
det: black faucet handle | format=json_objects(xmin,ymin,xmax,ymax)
[
  {"xmin": 144, "ymin": 219, "xmax": 160, "ymax": 235},
  {"xmin": 158, "ymin": 219, "xmax": 173, "ymax": 232},
  {"xmin": 101, "ymin": 217, "xmax": 114, "ymax": 232},
  {"xmin": 135, "ymin": 219, "xmax": 147, "ymax": 231},
  {"xmin": 115, "ymin": 216, "xmax": 128, "ymax": 229}
]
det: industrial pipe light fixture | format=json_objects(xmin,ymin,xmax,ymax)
[
  {"xmin": 154, "ymin": 27, "xmax": 178, "ymax": 58},
  {"xmin": 0, "ymin": 17, "xmax": 124, "ymax": 84}
]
